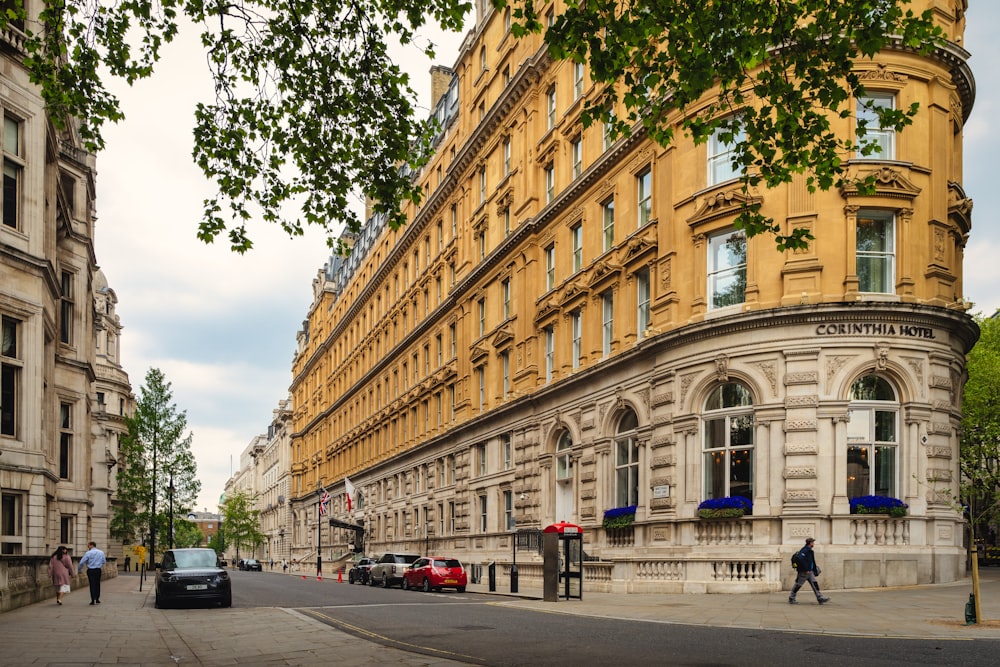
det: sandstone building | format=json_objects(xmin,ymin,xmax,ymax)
[
  {"xmin": 1, "ymin": 9, "xmax": 133, "ymax": 565},
  {"xmin": 289, "ymin": 1, "xmax": 977, "ymax": 592}
]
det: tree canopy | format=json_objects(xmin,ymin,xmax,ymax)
[
  {"xmin": 111, "ymin": 368, "xmax": 201, "ymax": 564},
  {"xmin": 3, "ymin": 0, "xmax": 941, "ymax": 251},
  {"xmin": 219, "ymin": 489, "xmax": 264, "ymax": 559},
  {"xmin": 960, "ymin": 314, "xmax": 1000, "ymax": 541}
]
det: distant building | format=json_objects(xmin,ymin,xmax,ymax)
[
  {"xmin": 186, "ymin": 511, "xmax": 222, "ymax": 548},
  {"xmin": 286, "ymin": 2, "xmax": 978, "ymax": 594}
]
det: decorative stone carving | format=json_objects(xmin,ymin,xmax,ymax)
[
  {"xmin": 925, "ymin": 468, "xmax": 952, "ymax": 482},
  {"xmin": 783, "ymin": 466, "xmax": 818, "ymax": 479},
  {"xmin": 784, "ymin": 420, "xmax": 818, "ymax": 432},
  {"xmin": 714, "ymin": 354, "xmax": 730, "ymax": 382},
  {"xmin": 750, "ymin": 361, "xmax": 777, "ymax": 396},
  {"xmin": 651, "ymin": 455, "xmax": 676, "ymax": 467},
  {"xmin": 783, "ymin": 489, "xmax": 818, "ymax": 501},
  {"xmin": 925, "ymin": 445, "xmax": 951, "ymax": 459},
  {"xmin": 784, "ymin": 442, "xmax": 818, "ymax": 455},
  {"xmin": 927, "ymin": 422, "xmax": 953, "ymax": 436},
  {"xmin": 785, "ymin": 372, "xmax": 819, "ymax": 386},
  {"xmin": 785, "ymin": 395, "xmax": 818, "ymax": 408},
  {"xmin": 652, "ymin": 391, "xmax": 674, "ymax": 407}
]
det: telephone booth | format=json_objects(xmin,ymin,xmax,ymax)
[{"xmin": 542, "ymin": 522, "xmax": 583, "ymax": 600}]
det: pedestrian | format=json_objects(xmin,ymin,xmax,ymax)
[
  {"xmin": 77, "ymin": 541, "xmax": 107, "ymax": 605},
  {"xmin": 49, "ymin": 546, "xmax": 73, "ymax": 605},
  {"xmin": 282, "ymin": 560, "xmax": 288, "ymax": 573},
  {"xmin": 124, "ymin": 554, "xmax": 131, "ymax": 573},
  {"xmin": 789, "ymin": 537, "xmax": 830, "ymax": 605},
  {"xmin": 270, "ymin": 558, "xmax": 274, "ymax": 570}
]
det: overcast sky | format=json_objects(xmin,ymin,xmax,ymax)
[{"xmin": 95, "ymin": 7, "xmax": 1000, "ymax": 513}]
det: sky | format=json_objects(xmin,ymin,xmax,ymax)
[{"xmin": 95, "ymin": 6, "xmax": 1000, "ymax": 514}]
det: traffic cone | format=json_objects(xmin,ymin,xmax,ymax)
[
  {"xmin": 317, "ymin": 572, "xmax": 323, "ymax": 582},
  {"xmin": 337, "ymin": 568, "xmax": 343, "ymax": 583},
  {"xmin": 301, "ymin": 573, "xmax": 306, "ymax": 580}
]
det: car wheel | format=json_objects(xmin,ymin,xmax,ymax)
[
  {"xmin": 221, "ymin": 591, "xmax": 232, "ymax": 608},
  {"xmin": 154, "ymin": 592, "xmax": 161, "ymax": 609},
  {"xmin": 381, "ymin": 574, "xmax": 389, "ymax": 588},
  {"xmin": 368, "ymin": 574, "xmax": 376, "ymax": 587},
  {"xmin": 422, "ymin": 578, "xmax": 431, "ymax": 593},
  {"xmin": 402, "ymin": 577, "xmax": 410, "ymax": 591},
  {"xmin": 457, "ymin": 586, "xmax": 466, "ymax": 593},
  {"xmin": 348, "ymin": 572, "xmax": 355, "ymax": 584}
]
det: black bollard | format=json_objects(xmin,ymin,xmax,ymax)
[
  {"xmin": 965, "ymin": 593, "xmax": 977, "ymax": 625},
  {"xmin": 510, "ymin": 563, "xmax": 519, "ymax": 594},
  {"xmin": 488, "ymin": 562, "xmax": 497, "ymax": 592}
]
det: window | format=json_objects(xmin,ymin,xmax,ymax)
[
  {"xmin": 856, "ymin": 93, "xmax": 895, "ymax": 159},
  {"xmin": 502, "ymin": 433, "xmax": 512, "ymax": 470},
  {"xmin": 503, "ymin": 206, "xmax": 511, "ymax": 236},
  {"xmin": 545, "ymin": 164, "xmax": 554, "ymax": 203},
  {"xmin": 449, "ymin": 323, "xmax": 457, "ymax": 358},
  {"xmin": 636, "ymin": 269, "xmax": 650, "ymax": 339},
  {"xmin": 546, "ymin": 86, "xmax": 556, "ymax": 129},
  {"xmin": 545, "ymin": 244, "xmax": 556, "ymax": 290},
  {"xmin": 636, "ymin": 168, "xmax": 652, "ymax": 227},
  {"xmin": 571, "ymin": 138, "xmax": 582, "ymax": 178},
  {"xmin": 556, "ymin": 431, "xmax": 573, "ymax": 480},
  {"xmin": 503, "ymin": 137, "xmax": 511, "ymax": 176},
  {"xmin": 571, "ymin": 223, "xmax": 583, "ymax": 272},
  {"xmin": 703, "ymin": 383, "xmax": 754, "ymax": 504},
  {"xmin": 847, "ymin": 374, "xmax": 898, "ymax": 499},
  {"xmin": 480, "ymin": 45, "xmax": 487, "ymax": 72},
  {"xmin": 503, "ymin": 490, "xmax": 514, "ymax": 530},
  {"xmin": 502, "ymin": 279, "xmax": 511, "ymax": 319},
  {"xmin": 478, "ymin": 229, "xmax": 487, "ymax": 259},
  {"xmin": 477, "ymin": 366, "xmax": 486, "ymax": 411},
  {"xmin": 602, "ymin": 198, "xmax": 615, "ymax": 251},
  {"xmin": 479, "ymin": 495, "xmax": 488, "ymax": 532},
  {"xmin": 60, "ymin": 516, "xmax": 73, "ymax": 544},
  {"xmin": 60, "ymin": 271, "xmax": 74, "ymax": 345},
  {"xmin": 478, "ymin": 298, "xmax": 486, "ymax": 336},
  {"xmin": 59, "ymin": 403, "xmax": 72, "ymax": 479},
  {"xmin": 479, "ymin": 167, "xmax": 486, "ymax": 204},
  {"xmin": 437, "ymin": 221, "xmax": 443, "ymax": 252},
  {"xmin": 450, "ymin": 204, "xmax": 457, "ymax": 237},
  {"xmin": 857, "ymin": 210, "xmax": 895, "ymax": 293},
  {"xmin": 574, "ymin": 62, "xmax": 584, "ymax": 99},
  {"xmin": 707, "ymin": 120, "xmax": 745, "ymax": 186},
  {"xmin": 449, "ymin": 501, "xmax": 456, "ymax": 534},
  {"xmin": 615, "ymin": 409, "xmax": 640, "ymax": 508},
  {"xmin": 602, "ymin": 291, "xmax": 614, "ymax": 358},
  {"xmin": 707, "ymin": 229, "xmax": 747, "ymax": 310},
  {"xmin": 501, "ymin": 350, "xmax": 510, "ymax": 398},
  {"xmin": 544, "ymin": 326, "xmax": 555, "ymax": 382},
  {"xmin": 1, "ymin": 492, "xmax": 23, "ymax": 554},
  {"xmin": 571, "ymin": 310, "xmax": 582, "ymax": 370},
  {"xmin": 1, "ymin": 315, "xmax": 20, "ymax": 436},
  {"xmin": 602, "ymin": 108, "xmax": 616, "ymax": 151},
  {"xmin": 2, "ymin": 115, "xmax": 22, "ymax": 230},
  {"xmin": 475, "ymin": 443, "xmax": 487, "ymax": 476},
  {"xmin": 436, "ymin": 334, "xmax": 443, "ymax": 367}
]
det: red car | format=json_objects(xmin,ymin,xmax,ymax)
[{"xmin": 402, "ymin": 556, "xmax": 467, "ymax": 593}]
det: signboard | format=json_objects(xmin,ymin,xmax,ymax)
[{"xmin": 653, "ymin": 485, "xmax": 671, "ymax": 498}]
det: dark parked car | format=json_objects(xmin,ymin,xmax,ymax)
[
  {"xmin": 348, "ymin": 557, "xmax": 375, "ymax": 585},
  {"xmin": 240, "ymin": 558, "xmax": 262, "ymax": 572},
  {"xmin": 402, "ymin": 556, "xmax": 467, "ymax": 593},
  {"xmin": 155, "ymin": 548, "xmax": 232, "ymax": 608}
]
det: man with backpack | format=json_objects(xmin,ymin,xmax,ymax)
[{"xmin": 789, "ymin": 537, "xmax": 831, "ymax": 605}]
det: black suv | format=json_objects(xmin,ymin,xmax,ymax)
[{"xmin": 348, "ymin": 557, "xmax": 375, "ymax": 585}]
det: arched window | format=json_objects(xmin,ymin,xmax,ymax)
[
  {"xmin": 847, "ymin": 374, "xmax": 898, "ymax": 498},
  {"xmin": 615, "ymin": 409, "xmax": 640, "ymax": 507},
  {"xmin": 555, "ymin": 430, "xmax": 575, "ymax": 522},
  {"xmin": 703, "ymin": 383, "xmax": 754, "ymax": 505}
]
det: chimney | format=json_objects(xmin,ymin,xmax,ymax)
[{"xmin": 430, "ymin": 65, "xmax": 455, "ymax": 111}]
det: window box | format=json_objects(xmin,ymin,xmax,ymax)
[
  {"xmin": 602, "ymin": 505, "xmax": 637, "ymax": 530},
  {"xmin": 697, "ymin": 496, "xmax": 752, "ymax": 519},
  {"xmin": 849, "ymin": 495, "xmax": 907, "ymax": 518}
]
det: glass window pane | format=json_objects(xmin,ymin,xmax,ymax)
[
  {"xmin": 729, "ymin": 448, "xmax": 753, "ymax": 501},
  {"xmin": 704, "ymin": 451, "xmax": 725, "ymax": 499},
  {"xmin": 704, "ymin": 418, "xmax": 726, "ymax": 449},
  {"xmin": 874, "ymin": 410, "xmax": 896, "ymax": 443},
  {"xmin": 874, "ymin": 446, "xmax": 896, "ymax": 497},
  {"xmin": 847, "ymin": 409, "xmax": 871, "ymax": 441},
  {"xmin": 730, "ymin": 415, "xmax": 753, "ymax": 446},
  {"xmin": 847, "ymin": 445, "xmax": 870, "ymax": 497}
]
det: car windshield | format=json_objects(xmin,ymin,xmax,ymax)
[
  {"xmin": 172, "ymin": 550, "xmax": 219, "ymax": 569},
  {"xmin": 433, "ymin": 559, "xmax": 462, "ymax": 569},
  {"xmin": 396, "ymin": 555, "xmax": 419, "ymax": 564}
]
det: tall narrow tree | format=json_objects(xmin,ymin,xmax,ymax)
[
  {"xmin": 112, "ymin": 368, "xmax": 201, "ymax": 568},
  {"xmin": 219, "ymin": 490, "xmax": 265, "ymax": 563}
]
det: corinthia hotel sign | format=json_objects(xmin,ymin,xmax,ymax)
[{"xmin": 815, "ymin": 322, "xmax": 935, "ymax": 339}]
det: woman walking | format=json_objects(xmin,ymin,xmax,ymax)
[{"xmin": 49, "ymin": 546, "xmax": 73, "ymax": 605}]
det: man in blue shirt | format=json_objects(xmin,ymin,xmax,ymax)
[{"xmin": 77, "ymin": 541, "xmax": 107, "ymax": 604}]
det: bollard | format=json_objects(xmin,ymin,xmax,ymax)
[
  {"xmin": 488, "ymin": 561, "xmax": 496, "ymax": 592},
  {"xmin": 965, "ymin": 593, "xmax": 978, "ymax": 625},
  {"xmin": 510, "ymin": 564, "xmax": 519, "ymax": 594}
]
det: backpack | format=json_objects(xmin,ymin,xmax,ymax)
[{"xmin": 791, "ymin": 548, "xmax": 805, "ymax": 569}]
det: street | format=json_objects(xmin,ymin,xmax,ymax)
[{"xmin": 225, "ymin": 569, "xmax": 999, "ymax": 666}]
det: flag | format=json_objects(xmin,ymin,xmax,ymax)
[
  {"xmin": 318, "ymin": 488, "xmax": 330, "ymax": 516},
  {"xmin": 344, "ymin": 477, "xmax": 356, "ymax": 512}
]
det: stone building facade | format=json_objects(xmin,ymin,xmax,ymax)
[
  {"xmin": 1, "ymin": 11, "xmax": 132, "ymax": 561},
  {"xmin": 288, "ymin": 1, "xmax": 978, "ymax": 592}
]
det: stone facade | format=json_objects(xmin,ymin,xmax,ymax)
[
  {"xmin": 0, "ymin": 13, "xmax": 132, "ymax": 561},
  {"xmin": 287, "ymin": 1, "xmax": 978, "ymax": 592}
]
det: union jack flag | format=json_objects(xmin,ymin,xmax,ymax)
[{"xmin": 318, "ymin": 488, "xmax": 331, "ymax": 516}]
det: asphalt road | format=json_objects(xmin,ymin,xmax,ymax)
[{"xmin": 228, "ymin": 569, "xmax": 999, "ymax": 667}]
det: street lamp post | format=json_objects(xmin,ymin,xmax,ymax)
[{"xmin": 168, "ymin": 473, "xmax": 175, "ymax": 549}]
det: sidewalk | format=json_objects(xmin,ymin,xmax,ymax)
[{"xmin": 3, "ymin": 572, "xmax": 999, "ymax": 667}]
